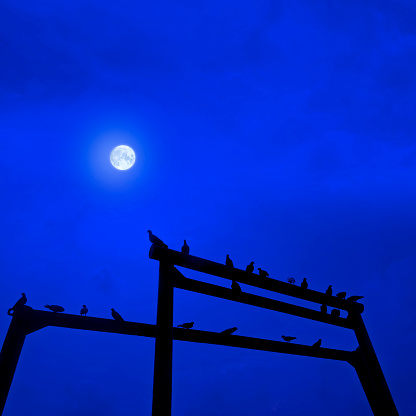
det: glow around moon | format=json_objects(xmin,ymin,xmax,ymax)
[{"xmin": 110, "ymin": 145, "xmax": 135, "ymax": 170}]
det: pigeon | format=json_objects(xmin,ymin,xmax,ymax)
[
  {"xmin": 111, "ymin": 308, "xmax": 124, "ymax": 321},
  {"xmin": 231, "ymin": 280, "xmax": 242, "ymax": 293},
  {"xmin": 331, "ymin": 309, "xmax": 340, "ymax": 318},
  {"xmin": 177, "ymin": 322, "xmax": 194, "ymax": 329},
  {"xmin": 80, "ymin": 305, "xmax": 88, "ymax": 316},
  {"xmin": 220, "ymin": 327, "xmax": 238, "ymax": 335},
  {"xmin": 301, "ymin": 278, "xmax": 308, "ymax": 289},
  {"xmin": 347, "ymin": 295, "xmax": 364, "ymax": 302},
  {"xmin": 282, "ymin": 335, "xmax": 297, "ymax": 343},
  {"xmin": 312, "ymin": 339, "xmax": 322, "ymax": 348},
  {"xmin": 8, "ymin": 293, "xmax": 27, "ymax": 314},
  {"xmin": 181, "ymin": 240, "xmax": 190, "ymax": 255},
  {"xmin": 45, "ymin": 304, "xmax": 65, "ymax": 313},
  {"xmin": 226, "ymin": 254, "xmax": 234, "ymax": 268},
  {"xmin": 258, "ymin": 268, "xmax": 269, "ymax": 278},
  {"xmin": 325, "ymin": 285, "xmax": 333, "ymax": 296},
  {"xmin": 147, "ymin": 230, "xmax": 168, "ymax": 247},
  {"xmin": 287, "ymin": 277, "xmax": 296, "ymax": 284},
  {"xmin": 320, "ymin": 304, "xmax": 327, "ymax": 314},
  {"xmin": 246, "ymin": 261, "xmax": 255, "ymax": 273},
  {"xmin": 336, "ymin": 292, "xmax": 347, "ymax": 299}
]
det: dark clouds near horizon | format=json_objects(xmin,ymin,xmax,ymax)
[{"xmin": 1, "ymin": 1, "xmax": 416, "ymax": 415}]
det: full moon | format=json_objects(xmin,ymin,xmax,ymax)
[{"xmin": 110, "ymin": 145, "xmax": 135, "ymax": 170}]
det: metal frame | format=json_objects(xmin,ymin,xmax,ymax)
[
  {"xmin": 0, "ymin": 244, "xmax": 398, "ymax": 415},
  {"xmin": 149, "ymin": 245, "xmax": 398, "ymax": 416}
]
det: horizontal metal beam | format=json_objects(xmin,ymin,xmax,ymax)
[
  {"xmin": 9, "ymin": 309, "xmax": 353, "ymax": 362},
  {"xmin": 149, "ymin": 245, "xmax": 364, "ymax": 313},
  {"xmin": 172, "ymin": 273, "xmax": 354, "ymax": 329},
  {"xmin": 173, "ymin": 327, "xmax": 354, "ymax": 363}
]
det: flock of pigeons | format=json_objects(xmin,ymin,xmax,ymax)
[
  {"xmin": 148, "ymin": 230, "xmax": 365, "ymax": 348},
  {"xmin": 7, "ymin": 231, "xmax": 364, "ymax": 351},
  {"xmin": 8, "ymin": 293, "xmax": 125, "ymax": 321}
]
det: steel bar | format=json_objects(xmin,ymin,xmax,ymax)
[
  {"xmin": 350, "ymin": 349, "xmax": 386, "ymax": 416},
  {"xmin": 152, "ymin": 262, "xmax": 175, "ymax": 416},
  {"xmin": 173, "ymin": 273, "xmax": 354, "ymax": 329},
  {"xmin": 0, "ymin": 316, "xmax": 27, "ymax": 415},
  {"xmin": 173, "ymin": 327, "xmax": 354, "ymax": 362},
  {"xmin": 351, "ymin": 313, "xmax": 398, "ymax": 415},
  {"xmin": 149, "ymin": 245, "xmax": 364, "ymax": 313}
]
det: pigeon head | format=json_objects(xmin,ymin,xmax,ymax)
[
  {"xmin": 82, "ymin": 305, "xmax": 86, "ymax": 308},
  {"xmin": 111, "ymin": 308, "xmax": 115, "ymax": 311},
  {"xmin": 147, "ymin": 230, "xmax": 151, "ymax": 234}
]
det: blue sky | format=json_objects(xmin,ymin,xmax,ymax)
[{"xmin": 1, "ymin": 1, "xmax": 416, "ymax": 415}]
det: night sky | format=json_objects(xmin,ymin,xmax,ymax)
[{"xmin": 1, "ymin": 1, "xmax": 416, "ymax": 415}]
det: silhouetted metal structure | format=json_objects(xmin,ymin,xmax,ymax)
[
  {"xmin": 148, "ymin": 245, "xmax": 398, "ymax": 416},
  {"xmin": 0, "ymin": 244, "xmax": 398, "ymax": 415}
]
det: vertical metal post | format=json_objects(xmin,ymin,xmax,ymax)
[
  {"xmin": 152, "ymin": 262, "xmax": 174, "ymax": 416},
  {"xmin": 351, "ymin": 312, "xmax": 399, "ymax": 416},
  {"xmin": 0, "ymin": 317, "xmax": 27, "ymax": 415}
]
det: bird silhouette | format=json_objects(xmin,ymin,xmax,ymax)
[
  {"xmin": 325, "ymin": 285, "xmax": 333, "ymax": 296},
  {"xmin": 287, "ymin": 277, "xmax": 296, "ymax": 284},
  {"xmin": 246, "ymin": 261, "xmax": 254, "ymax": 273},
  {"xmin": 331, "ymin": 309, "xmax": 340, "ymax": 318},
  {"xmin": 220, "ymin": 327, "xmax": 238, "ymax": 335},
  {"xmin": 320, "ymin": 304, "xmax": 327, "ymax": 314},
  {"xmin": 347, "ymin": 295, "xmax": 364, "ymax": 302},
  {"xmin": 312, "ymin": 339, "xmax": 322, "ymax": 348},
  {"xmin": 282, "ymin": 335, "xmax": 297, "ymax": 343},
  {"xmin": 226, "ymin": 254, "xmax": 234, "ymax": 268},
  {"xmin": 8, "ymin": 293, "xmax": 27, "ymax": 315},
  {"xmin": 258, "ymin": 268, "xmax": 269, "ymax": 278},
  {"xmin": 336, "ymin": 292, "xmax": 347, "ymax": 299},
  {"xmin": 231, "ymin": 280, "xmax": 242, "ymax": 293},
  {"xmin": 45, "ymin": 304, "xmax": 65, "ymax": 313},
  {"xmin": 80, "ymin": 305, "xmax": 88, "ymax": 316},
  {"xmin": 181, "ymin": 240, "xmax": 190, "ymax": 255},
  {"xmin": 111, "ymin": 308, "xmax": 124, "ymax": 321},
  {"xmin": 177, "ymin": 322, "xmax": 194, "ymax": 329},
  {"xmin": 301, "ymin": 278, "xmax": 308, "ymax": 289},
  {"xmin": 147, "ymin": 230, "xmax": 168, "ymax": 247}
]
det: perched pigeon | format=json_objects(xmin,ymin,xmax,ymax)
[
  {"xmin": 336, "ymin": 292, "xmax": 347, "ymax": 299},
  {"xmin": 231, "ymin": 280, "xmax": 242, "ymax": 293},
  {"xmin": 320, "ymin": 304, "xmax": 327, "ymax": 314},
  {"xmin": 325, "ymin": 285, "xmax": 333, "ymax": 296},
  {"xmin": 347, "ymin": 295, "xmax": 364, "ymax": 302},
  {"xmin": 226, "ymin": 254, "xmax": 234, "ymax": 268},
  {"xmin": 246, "ymin": 262, "xmax": 255, "ymax": 273},
  {"xmin": 258, "ymin": 268, "xmax": 269, "ymax": 278},
  {"xmin": 220, "ymin": 327, "xmax": 238, "ymax": 335},
  {"xmin": 45, "ymin": 304, "xmax": 65, "ymax": 313},
  {"xmin": 147, "ymin": 230, "xmax": 168, "ymax": 247},
  {"xmin": 177, "ymin": 322, "xmax": 194, "ymax": 329},
  {"xmin": 181, "ymin": 240, "xmax": 190, "ymax": 255},
  {"xmin": 287, "ymin": 277, "xmax": 296, "ymax": 284},
  {"xmin": 111, "ymin": 308, "xmax": 124, "ymax": 321},
  {"xmin": 312, "ymin": 339, "xmax": 322, "ymax": 348},
  {"xmin": 301, "ymin": 278, "xmax": 308, "ymax": 290},
  {"xmin": 80, "ymin": 305, "xmax": 88, "ymax": 316},
  {"xmin": 282, "ymin": 335, "xmax": 297, "ymax": 343},
  {"xmin": 8, "ymin": 293, "xmax": 27, "ymax": 314},
  {"xmin": 331, "ymin": 309, "xmax": 340, "ymax": 318}
]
